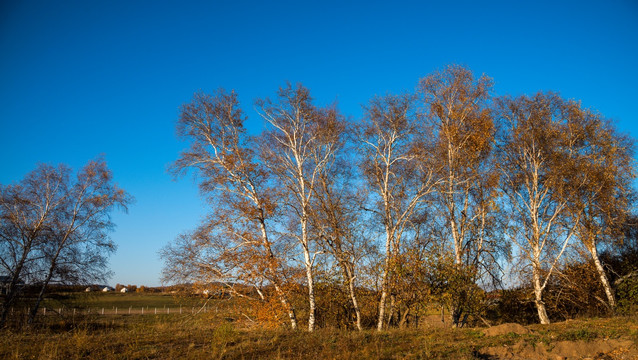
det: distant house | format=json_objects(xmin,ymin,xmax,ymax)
[
  {"xmin": 102, "ymin": 286, "xmax": 114, "ymax": 292},
  {"xmin": 85, "ymin": 287, "xmax": 92, "ymax": 292},
  {"xmin": 120, "ymin": 287, "xmax": 128, "ymax": 293}
]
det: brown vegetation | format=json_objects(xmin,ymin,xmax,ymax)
[{"xmin": 1, "ymin": 297, "xmax": 636, "ymax": 359}]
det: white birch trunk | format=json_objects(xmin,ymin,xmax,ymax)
[
  {"xmin": 377, "ymin": 227, "xmax": 393, "ymax": 331},
  {"xmin": 301, "ymin": 217, "xmax": 316, "ymax": 332},
  {"xmin": 589, "ymin": 244, "xmax": 616, "ymax": 310},
  {"xmin": 342, "ymin": 262, "xmax": 362, "ymax": 331},
  {"xmin": 532, "ymin": 261, "xmax": 550, "ymax": 324},
  {"xmin": 302, "ymin": 243, "xmax": 316, "ymax": 332},
  {"xmin": 258, "ymin": 218, "xmax": 298, "ymax": 329}
]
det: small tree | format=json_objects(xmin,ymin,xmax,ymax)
[
  {"xmin": 0, "ymin": 159, "xmax": 131, "ymax": 326},
  {"xmin": 1, "ymin": 164, "xmax": 64, "ymax": 327}
]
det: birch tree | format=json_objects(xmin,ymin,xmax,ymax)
[
  {"xmin": 170, "ymin": 90, "xmax": 299, "ymax": 329},
  {"xmin": 419, "ymin": 65, "xmax": 502, "ymax": 326},
  {"xmin": 27, "ymin": 159, "xmax": 130, "ymax": 323},
  {"xmin": 562, "ymin": 102, "xmax": 635, "ymax": 311},
  {"xmin": 311, "ymin": 160, "xmax": 365, "ymax": 330},
  {"xmin": 0, "ymin": 160, "xmax": 130, "ymax": 327},
  {"xmin": 257, "ymin": 84, "xmax": 345, "ymax": 332},
  {"xmin": 0, "ymin": 165, "xmax": 64, "ymax": 327},
  {"xmin": 358, "ymin": 93, "xmax": 438, "ymax": 331},
  {"xmin": 497, "ymin": 92, "xmax": 582, "ymax": 324}
]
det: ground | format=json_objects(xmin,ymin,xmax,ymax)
[{"xmin": 1, "ymin": 293, "xmax": 637, "ymax": 359}]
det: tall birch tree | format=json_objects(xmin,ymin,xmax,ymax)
[
  {"xmin": 311, "ymin": 161, "xmax": 365, "ymax": 330},
  {"xmin": 562, "ymin": 102, "xmax": 635, "ymax": 311},
  {"xmin": 258, "ymin": 84, "xmax": 345, "ymax": 332},
  {"xmin": 170, "ymin": 90, "xmax": 299, "ymax": 329},
  {"xmin": 497, "ymin": 92, "xmax": 582, "ymax": 324},
  {"xmin": 358, "ymin": 93, "xmax": 438, "ymax": 331},
  {"xmin": 419, "ymin": 65, "xmax": 501, "ymax": 326}
]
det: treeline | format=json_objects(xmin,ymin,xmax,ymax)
[
  {"xmin": 159, "ymin": 64, "xmax": 632, "ymax": 330},
  {"xmin": 160, "ymin": 65, "xmax": 637, "ymax": 330}
]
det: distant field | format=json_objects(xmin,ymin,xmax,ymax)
[
  {"xmin": 48, "ymin": 292, "xmax": 203, "ymax": 308},
  {"xmin": 9, "ymin": 292, "xmax": 210, "ymax": 317}
]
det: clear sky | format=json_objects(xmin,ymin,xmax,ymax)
[{"xmin": 1, "ymin": 0, "xmax": 637, "ymax": 287}]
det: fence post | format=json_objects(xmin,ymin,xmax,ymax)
[
  {"xmin": 101, "ymin": 308, "xmax": 104, "ymax": 315},
  {"xmin": 116, "ymin": 307, "xmax": 118, "ymax": 315},
  {"xmin": 43, "ymin": 307, "xmax": 46, "ymax": 316},
  {"xmin": 129, "ymin": 306, "xmax": 131, "ymax": 315},
  {"xmin": 142, "ymin": 307, "xmax": 144, "ymax": 315},
  {"xmin": 154, "ymin": 307, "xmax": 157, "ymax": 315},
  {"xmin": 167, "ymin": 307, "xmax": 170, "ymax": 314}
]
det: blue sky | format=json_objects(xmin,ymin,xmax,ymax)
[{"xmin": 1, "ymin": 0, "xmax": 637, "ymax": 286}]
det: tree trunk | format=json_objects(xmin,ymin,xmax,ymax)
[
  {"xmin": 399, "ymin": 306, "xmax": 410, "ymax": 329},
  {"xmin": 533, "ymin": 262, "xmax": 550, "ymax": 324},
  {"xmin": 386, "ymin": 294, "xmax": 396, "ymax": 328},
  {"xmin": 0, "ymin": 251, "xmax": 30, "ymax": 328},
  {"xmin": 451, "ymin": 306, "xmax": 463, "ymax": 328},
  {"xmin": 589, "ymin": 244, "xmax": 616, "ymax": 311},
  {"xmin": 0, "ymin": 272, "xmax": 24, "ymax": 327},
  {"xmin": 258, "ymin": 218, "xmax": 298, "ymax": 330},
  {"xmin": 342, "ymin": 262, "xmax": 362, "ymax": 331},
  {"xmin": 377, "ymin": 228, "xmax": 393, "ymax": 331},
  {"xmin": 29, "ymin": 261, "xmax": 57, "ymax": 324},
  {"xmin": 301, "ymin": 239, "xmax": 316, "ymax": 332},
  {"xmin": 273, "ymin": 283, "xmax": 298, "ymax": 330},
  {"xmin": 377, "ymin": 286, "xmax": 388, "ymax": 331}
]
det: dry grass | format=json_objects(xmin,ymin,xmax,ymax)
[
  {"xmin": 2, "ymin": 294, "xmax": 637, "ymax": 359},
  {"xmin": 1, "ymin": 314, "xmax": 637, "ymax": 359}
]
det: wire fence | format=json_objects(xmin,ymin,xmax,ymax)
[{"xmin": 9, "ymin": 305, "xmax": 215, "ymax": 317}]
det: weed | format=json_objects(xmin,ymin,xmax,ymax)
[
  {"xmin": 559, "ymin": 328, "xmax": 599, "ymax": 342},
  {"xmin": 467, "ymin": 329, "xmax": 485, "ymax": 339}
]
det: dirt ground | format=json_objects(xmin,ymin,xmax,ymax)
[
  {"xmin": 479, "ymin": 322, "xmax": 638, "ymax": 360},
  {"xmin": 481, "ymin": 338, "xmax": 637, "ymax": 359}
]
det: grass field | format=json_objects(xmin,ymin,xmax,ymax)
[
  {"xmin": 1, "ymin": 293, "xmax": 637, "ymax": 359},
  {"xmin": 42, "ymin": 291, "xmax": 202, "ymax": 308},
  {"xmin": 47, "ymin": 292, "xmax": 202, "ymax": 312}
]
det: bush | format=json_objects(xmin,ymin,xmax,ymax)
[
  {"xmin": 484, "ymin": 288, "xmax": 538, "ymax": 325},
  {"xmin": 616, "ymin": 272, "xmax": 638, "ymax": 315}
]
